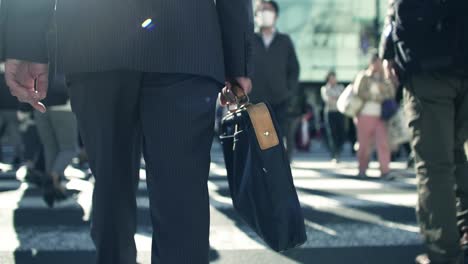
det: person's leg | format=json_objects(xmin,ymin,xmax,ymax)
[
  {"xmin": 331, "ymin": 112, "xmax": 345, "ymax": 158},
  {"xmin": 454, "ymin": 78, "xmax": 468, "ymax": 233},
  {"xmin": 375, "ymin": 119, "xmax": 391, "ymax": 175},
  {"xmin": 405, "ymin": 72, "xmax": 462, "ymax": 263},
  {"xmin": 455, "ymin": 145, "xmax": 468, "ymax": 230},
  {"xmin": 356, "ymin": 115, "xmax": 377, "ymax": 175},
  {"xmin": 48, "ymin": 110, "xmax": 78, "ymax": 177},
  {"xmin": 3, "ymin": 111, "xmax": 22, "ymax": 164},
  {"xmin": 286, "ymin": 116, "xmax": 300, "ymax": 160},
  {"xmin": 68, "ymin": 71, "xmax": 142, "ymax": 264},
  {"xmin": 34, "ymin": 112, "xmax": 58, "ymax": 173},
  {"xmin": 20, "ymin": 115, "xmax": 45, "ymax": 185},
  {"xmin": 20, "ymin": 115, "xmax": 42, "ymax": 166},
  {"xmin": 0, "ymin": 112, "xmax": 7, "ymax": 162},
  {"xmin": 348, "ymin": 118, "xmax": 358, "ymax": 155},
  {"xmin": 140, "ymin": 73, "xmax": 220, "ymax": 264},
  {"xmin": 326, "ymin": 111, "xmax": 338, "ymax": 159},
  {"xmin": 334, "ymin": 112, "xmax": 346, "ymax": 158},
  {"xmin": 34, "ymin": 111, "xmax": 65, "ymax": 206},
  {"xmin": 272, "ymin": 102, "xmax": 289, "ymax": 148}
]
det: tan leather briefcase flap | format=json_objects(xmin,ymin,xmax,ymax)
[{"xmin": 246, "ymin": 103, "xmax": 280, "ymax": 151}]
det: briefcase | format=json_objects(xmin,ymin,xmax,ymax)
[{"xmin": 219, "ymin": 88, "xmax": 307, "ymax": 252}]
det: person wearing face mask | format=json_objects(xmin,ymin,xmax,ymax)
[{"xmin": 250, "ymin": 0, "xmax": 300, "ymax": 160}]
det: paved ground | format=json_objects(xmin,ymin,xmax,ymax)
[{"xmin": 0, "ymin": 142, "xmax": 424, "ymax": 264}]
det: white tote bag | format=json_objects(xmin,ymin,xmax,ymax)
[{"xmin": 337, "ymin": 84, "xmax": 364, "ymax": 118}]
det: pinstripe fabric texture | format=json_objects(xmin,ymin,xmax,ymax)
[
  {"xmin": 68, "ymin": 72, "xmax": 219, "ymax": 264},
  {"xmin": 0, "ymin": 0, "xmax": 6, "ymax": 61},
  {"xmin": 4, "ymin": 0, "xmax": 254, "ymax": 83}
]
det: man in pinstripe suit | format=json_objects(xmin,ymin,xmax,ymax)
[{"xmin": 1, "ymin": 0, "xmax": 254, "ymax": 263}]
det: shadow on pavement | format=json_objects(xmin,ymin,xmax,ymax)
[
  {"xmin": 12, "ymin": 184, "xmax": 87, "ymax": 264},
  {"xmin": 208, "ymin": 174, "xmax": 424, "ymax": 264}
]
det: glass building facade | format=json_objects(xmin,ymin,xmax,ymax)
[{"xmin": 270, "ymin": 0, "xmax": 387, "ymax": 82}]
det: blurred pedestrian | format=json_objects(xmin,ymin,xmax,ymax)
[
  {"xmin": 355, "ymin": 54, "xmax": 395, "ymax": 179},
  {"xmin": 17, "ymin": 103, "xmax": 46, "ymax": 186},
  {"xmin": 0, "ymin": 65, "xmax": 21, "ymax": 168},
  {"xmin": 380, "ymin": 0, "xmax": 468, "ymax": 263},
  {"xmin": 392, "ymin": 80, "xmax": 413, "ymax": 167},
  {"xmin": 2, "ymin": 1, "xmax": 253, "ymax": 264},
  {"xmin": 296, "ymin": 104, "xmax": 314, "ymax": 152},
  {"xmin": 321, "ymin": 71, "xmax": 345, "ymax": 162},
  {"xmin": 250, "ymin": 0, "xmax": 300, "ymax": 159},
  {"xmin": 347, "ymin": 118, "xmax": 357, "ymax": 156},
  {"xmin": 0, "ymin": 110, "xmax": 22, "ymax": 166},
  {"xmin": 35, "ymin": 73, "xmax": 78, "ymax": 208}
]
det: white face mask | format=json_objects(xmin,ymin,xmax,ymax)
[{"xmin": 258, "ymin": 10, "xmax": 276, "ymax": 28}]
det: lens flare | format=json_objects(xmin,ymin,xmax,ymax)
[{"xmin": 141, "ymin": 18, "xmax": 153, "ymax": 29}]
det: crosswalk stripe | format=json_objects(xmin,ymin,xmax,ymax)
[
  {"xmin": 0, "ymin": 147, "xmax": 422, "ymax": 259},
  {"xmin": 0, "ymin": 190, "xmax": 416, "ymax": 211},
  {"xmin": 0, "ymin": 174, "xmax": 417, "ymax": 211},
  {"xmin": 297, "ymin": 190, "xmax": 420, "ymax": 233},
  {"xmin": 0, "ymin": 218, "xmax": 423, "ymax": 252}
]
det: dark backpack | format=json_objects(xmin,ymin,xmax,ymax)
[{"xmin": 393, "ymin": 0, "xmax": 467, "ymax": 75}]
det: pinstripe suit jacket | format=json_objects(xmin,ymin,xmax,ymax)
[{"xmin": 0, "ymin": 0, "xmax": 253, "ymax": 83}]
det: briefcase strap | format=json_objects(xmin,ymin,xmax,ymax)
[{"xmin": 246, "ymin": 103, "xmax": 279, "ymax": 151}]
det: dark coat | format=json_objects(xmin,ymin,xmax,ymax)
[{"xmin": 249, "ymin": 32, "xmax": 300, "ymax": 106}]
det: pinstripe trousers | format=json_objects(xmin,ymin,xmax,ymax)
[{"xmin": 67, "ymin": 71, "xmax": 221, "ymax": 264}]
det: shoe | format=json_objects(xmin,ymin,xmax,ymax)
[
  {"xmin": 415, "ymin": 254, "xmax": 464, "ymax": 264},
  {"xmin": 356, "ymin": 173, "xmax": 368, "ymax": 179},
  {"xmin": 42, "ymin": 178, "xmax": 56, "ymax": 208},
  {"xmin": 42, "ymin": 173, "xmax": 68, "ymax": 208},
  {"xmin": 381, "ymin": 171, "xmax": 397, "ymax": 181}
]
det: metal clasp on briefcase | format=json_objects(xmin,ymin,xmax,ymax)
[{"xmin": 221, "ymin": 84, "xmax": 279, "ymax": 150}]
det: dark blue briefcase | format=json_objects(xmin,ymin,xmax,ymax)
[{"xmin": 220, "ymin": 96, "xmax": 307, "ymax": 252}]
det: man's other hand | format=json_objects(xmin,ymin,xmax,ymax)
[
  {"xmin": 5, "ymin": 59, "xmax": 48, "ymax": 113},
  {"xmin": 220, "ymin": 77, "xmax": 252, "ymax": 106}
]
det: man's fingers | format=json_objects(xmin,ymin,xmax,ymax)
[
  {"xmin": 10, "ymin": 86, "xmax": 39, "ymax": 103},
  {"xmin": 5, "ymin": 60, "xmax": 41, "ymax": 103},
  {"xmin": 31, "ymin": 101, "xmax": 47, "ymax": 113},
  {"xmin": 5, "ymin": 59, "xmax": 49, "ymax": 104},
  {"xmin": 29, "ymin": 63, "xmax": 49, "ymax": 100},
  {"xmin": 235, "ymin": 77, "xmax": 252, "ymax": 95},
  {"xmin": 219, "ymin": 93, "xmax": 228, "ymax": 106},
  {"xmin": 221, "ymin": 85, "xmax": 237, "ymax": 105},
  {"xmin": 9, "ymin": 84, "xmax": 46, "ymax": 113},
  {"xmin": 6, "ymin": 80, "xmax": 38, "ymax": 103},
  {"xmin": 35, "ymin": 73, "xmax": 49, "ymax": 100}
]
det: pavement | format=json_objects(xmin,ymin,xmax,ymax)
[{"xmin": 0, "ymin": 142, "xmax": 424, "ymax": 264}]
